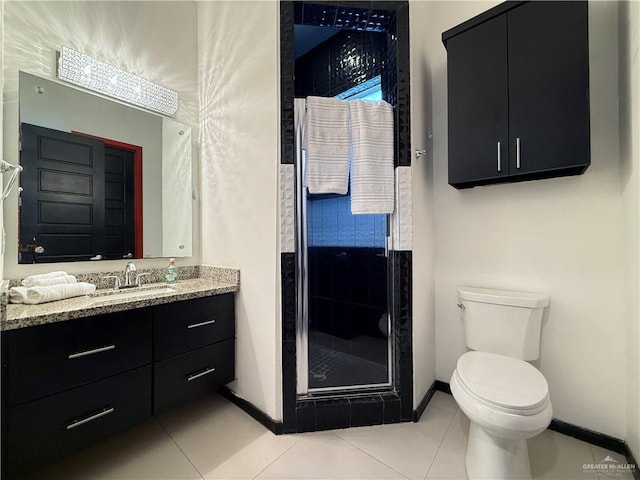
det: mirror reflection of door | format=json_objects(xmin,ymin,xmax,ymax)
[
  {"xmin": 104, "ymin": 146, "xmax": 136, "ymax": 261},
  {"xmin": 19, "ymin": 123, "xmax": 142, "ymax": 263}
]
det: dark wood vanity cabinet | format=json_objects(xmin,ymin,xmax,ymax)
[
  {"xmin": 443, "ymin": 1, "xmax": 590, "ymax": 188},
  {"xmin": 1, "ymin": 293, "xmax": 235, "ymax": 479}
]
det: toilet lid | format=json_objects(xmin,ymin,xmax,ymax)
[{"xmin": 456, "ymin": 351, "xmax": 549, "ymax": 414}]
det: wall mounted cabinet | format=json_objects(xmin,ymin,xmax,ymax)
[{"xmin": 443, "ymin": 1, "xmax": 590, "ymax": 189}]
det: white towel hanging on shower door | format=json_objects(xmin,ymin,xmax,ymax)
[
  {"xmin": 304, "ymin": 96, "xmax": 351, "ymax": 195},
  {"xmin": 349, "ymin": 99, "xmax": 395, "ymax": 214}
]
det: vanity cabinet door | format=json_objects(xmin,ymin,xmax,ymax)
[
  {"xmin": 154, "ymin": 293, "xmax": 235, "ymax": 360},
  {"xmin": 153, "ymin": 339, "xmax": 235, "ymax": 414},
  {"xmin": 6, "ymin": 308, "xmax": 152, "ymax": 406},
  {"xmin": 6, "ymin": 365, "xmax": 151, "ymax": 479}
]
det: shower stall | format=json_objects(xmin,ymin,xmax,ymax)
[
  {"xmin": 280, "ymin": 1, "xmax": 412, "ymax": 432},
  {"xmin": 294, "ymin": 92, "xmax": 392, "ymax": 396}
]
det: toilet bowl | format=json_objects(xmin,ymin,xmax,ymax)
[
  {"xmin": 451, "ymin": 286, "xmax": 551, "ymax": 480},
  {"xmin": 451, "ymin": 351, "xmax": 552, "ymax": 479}
]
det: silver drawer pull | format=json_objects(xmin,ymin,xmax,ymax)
[
  {"xmin": 187, "ymin": 366, "xmax": 216, "ymax": 382},
  {"xmin": 187, "ymin": 319, "xmax": 216, "ymax": 329},
  {"xmin": 66, "ymin": 406, "xmax": 114, "ymax": 430},
  {"xmin": 68, "ymin": 344, "xmax": 115, "ymax": 359}
]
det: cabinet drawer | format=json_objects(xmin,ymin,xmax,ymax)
[
  {"xmin": 154, "ymin": 293, "xmax": 235, "ymax": 359},
  {"xmin": 6, "ymin": 309, "xmax": 152, "ymax": 406},
  {"xmin": 6, "ymin": 365, "xmax": 151, "ymax": 478},
  {"xmin": 154, "ymin": 339, "xmax": 234, "ymax": 414}
]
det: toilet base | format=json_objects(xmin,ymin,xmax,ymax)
[{"xmin": 466, "ymin": 422, "xmax": 532, "ymax": 480}]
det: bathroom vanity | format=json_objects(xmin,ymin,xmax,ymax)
[{"xmin": 1, "ymin": 276, "xmax": 238, "ymax": 479}]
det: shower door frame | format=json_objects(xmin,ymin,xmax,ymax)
[{"xmin": 294, "ymin": 101, "xmax": 393, "ymax": 396}]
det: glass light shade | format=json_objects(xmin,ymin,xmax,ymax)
[{"xmin": 57, "ymin": 46, "xmax": 178, "ymax": 116}]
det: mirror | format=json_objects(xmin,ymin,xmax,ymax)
[{"xmin": 17, "ymin": 71, "xmax": 192, "ymax": 263}]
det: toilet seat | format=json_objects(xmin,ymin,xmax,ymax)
[{"xmin": 456, "ymin": 351, "xmax": 549, "ymax": 416}]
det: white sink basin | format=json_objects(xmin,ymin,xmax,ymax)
[{"xmin": 90, "ymin": 287, "xmax": 176, "ymax": 304}]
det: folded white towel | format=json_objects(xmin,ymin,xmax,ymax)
[
  {"xmin": 23, "ymin": 282, "xmax": 96, "ymax": 305},
  {"xmin": 9, "ymin": 287, "xmax": 29, "ymax": 304},
  {"xmin": 349, "ymin": 100, "xmax": 395, "ymax": 214},
  {"xmin": 22, "ymin": 275, "xmax": 77, "ymax": 287},
  {"xmin": 22, "ymin": 271, "xmax": 68, "ymax": 287},
  {"xmin": 304, "ymin": 96, "xmax": 351, "ymax": 195}
]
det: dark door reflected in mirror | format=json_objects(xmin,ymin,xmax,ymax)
[{"xmin": 19, "ymin": 123, "xmax": 141, "ymax": 264}]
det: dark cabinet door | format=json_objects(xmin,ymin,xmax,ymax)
[
  {"xmin": 6, "ymin": 309, "xmax": 152, "ymax": 407},
  {"xmin": 507, "ymin": 1, "xmax": 590, "ymax": 176},
  {"xmin": 154, "ymin": 293, "xmax": 235, "ymax": 360},
  {"xmin": 6, "ymin": 366, "xmax": 151, "ymax": 479},
  {"xmin": 446, "ymin": 14, "xmax": 509, "ymax": 187},
  {"xmin": 153, "ymin": 339, "xmax": 235, "ymax": 414}
]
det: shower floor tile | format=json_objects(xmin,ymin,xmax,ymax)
[{"xmin": 308, "ymin": 342, "xmax": 388, "ymax": 388}]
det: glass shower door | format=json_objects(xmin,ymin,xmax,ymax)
[
  {"xmin": 294, "ymin": 92, "xmax": 392, "ymax": 396},
  {"xmin": 305, "ymin": 193, "xmax": 390, "ymax": 391}
]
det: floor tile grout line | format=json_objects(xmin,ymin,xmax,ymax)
[
  {"xmin": 332, "ymin": 429, "xmax": 418, "ymax": 480},
  {"xmin": 154, "ymin": 417, "xmax": 207, "ymax": 480},
  {"xmin": 423, "ymin": 407, "xmax": 461, "ymax": 480},
  {"xmin": 250, "ymin": 434, "xmax": 305, "ymax": 480}
]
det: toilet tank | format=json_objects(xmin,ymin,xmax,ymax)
[{"xmin": 458, "ymin": 287, "xmax": 549, "ymax": 361}]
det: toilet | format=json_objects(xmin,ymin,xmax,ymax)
[{"xmin": 450, "ymin": 287, "xmax": 552, "ymax": 480}]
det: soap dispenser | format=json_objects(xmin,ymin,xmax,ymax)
[{"xmin": 165, "ymin": 258, "xmax": 178, "ymax": 284}]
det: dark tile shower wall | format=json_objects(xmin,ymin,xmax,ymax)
[
  {"xmin": 294, "ymin": 30, "xmax": 387, "ymax": 98},
  {"xmin": 280, "ymin": 0, "xmax": 412, "ymax": 433},
  {"xmin": 293, "ymin": 8, "xmax": 409, "ymax": 168},
  {"xmin": 308, "ymin": 247, "xmax": 387, "ymax": 340}
]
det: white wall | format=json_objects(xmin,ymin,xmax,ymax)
[
  {"xmin": 419, "ymin": 1, "xmax": 628, "ymax": 439},
  {"xmin": 410, "ymin": 0, "xmax": 437, "ymax": 408},
  {"xmin": 619, "ymin": 0, "xmax": 640, "ymax": 462},
  {"xmin": 197, "ymin": 1, "xmax": 281, "ymax": 421},
  {"xmin": 2, "ymin": 1, "xmax": 200, "ymax": 276}
]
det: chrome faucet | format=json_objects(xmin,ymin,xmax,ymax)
[
  {"xmin": 103, "ymin": 262, "xmax": 150, "ymax": 289},
  {"xmin": 124, "ymin": 262, "xmax": 137, "ymax": 287}
]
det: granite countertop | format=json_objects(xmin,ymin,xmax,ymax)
[{"xmin": 3, "ymin": 273, "xmax": 239, "ymax": 332}]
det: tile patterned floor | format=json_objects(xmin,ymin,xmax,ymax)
[{"xmin": 24, "ymin": 392, "xmax": 635, "ymax": 480}]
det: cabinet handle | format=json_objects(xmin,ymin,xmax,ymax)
[
  {"xmin": 186, "ymin": 366, "xmax": 216, "ymax": 382},
  {"xmin": 187, "ymin": 319, "xmax": 216, "ymax": 329},
  {"xmin": 68, "ymin": 344, "xmax": 115, "ymax": 359},
  {"xmin": 516, "ymin": 137, "xmax": 521, "ymax": 169},
  {"xmin": 497, "ymin": 141, "xmax": 501, "ymax": 172},
  {"xmin": 66, "ymin": 406, "xmax": 114, "ymax": 430}
]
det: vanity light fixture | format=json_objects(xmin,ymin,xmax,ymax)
[{"xmin": 57, "ymin": 46, "xmax": 178, "ymax": 116}]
